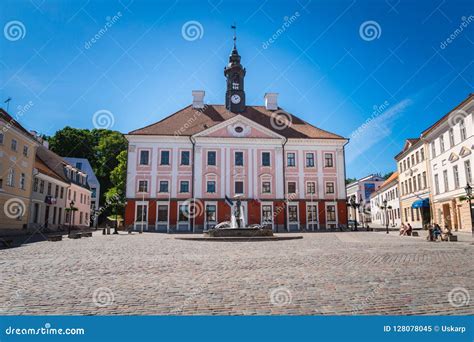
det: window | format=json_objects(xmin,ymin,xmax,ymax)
[
  {"xmin": 33, "ymin": 203, "xmax": 39, "ymax": 223},
  {"xmin": 178, "ymin": 204, "xmax": 188, "ymax": 221},
  {"xmin": 415, "ymin": 151, "xmax": 419, "ymax": 164},
  {"xmin": 399, "ymin": 162, "xmax": 403, "ymax": 172},
  {"xmin": 179, "ymin": 181, "xmax": 189, "ymax": 193},
  {"xmin": 287, "ymin": 182, "xmax": 296, "ymax": 194},
  {"xmin": 205, "ymin": 204, "xmax": 217, "ymax": 222},
  {"xmin": 325, "ymin": 182, "xmax": 335, "ymax": 194},
  {"xmin": 139, "ymin": 150, "xmax": 149, "ymax": 165},
  {"xmin": 235, "ymin": 181, "xmax": 244, "ymax": 194},
  {"xmin": 136, "ymin": 205, "xmax": 147, "ymax": 222},
  {"xmin": 138, "ymin": 180, "xmax": 148, "ymax": 192},
  {"xmin": 159, "ymin": 181, "xmax": 169, "ymax": 193},
  {"xmin": 434, "ymin": 174, "xmax": 440, "ymax": 194},
  {"xmin": 39, "ymin": 180, "xmax": 44, "ymax": 193},
  {"xmin": 262, "ymin": 181, "xmax": 271, "ymax": 193},
  {"xmin": 287, "ymin": 153, "xmax": 296, "ymax": 167},
  {"xmin": 460, "ymin": 119, "xmax": 466, "ymax": 141},
  {"xmin": 420, "ymin": 148, "xmax": 424, "ymax": 161},
  {"xmin": 54, "ymin": 185, "xmax": 59, "ymax": 198},
  {"xmin": 160, "ymin": 150, "xmax": 170, "ymax": 165},
  {"xmin": 431, "ymin": 142, "xmax": 436, "ymax": 157},
  {"xmin": 324, "ymin": 153, "xmax": 334, "ymax": 167},
  {"xmin": 422, "ymin": 172, "xmax": 427, "ymax": 189},
  {"xmin": 453, "ymin": 165, "xmax": 460, "ymax": 188},
  {"xmin": 234, "ymin": 151, "xmax": 243, "ymax": 166},
  {"xmin": 157, "ymin": 205, "xmax": 168, "ymax": 222},
  {"xmin": 7, "ymin": 168, "xmax": 14, "ymax": 187},
  {"xmin": 307, "ymin": 205, "xmax": 318, "ymax": 223},
  {"xmin": 181, "ymin": 151, "xmax": 190, "ymax": 165},
  {"xmin": 33, "ymin": 178, "xmax": 39, "ymax": 192},
  {"xmin": 261, "ymin": 152, "xmax": 270, "ymax": 166},
  {"xmin": 306, "ymin": 182, "xmax": 316, "ymax": 194},
  {"xmin": 326, "ymin": 205, "xmax": 336, "ymax": 221},
  {"xmin": 23, "ymin": 146, "xmax": 28, "ymax": 157},
  {"xmin": 439, "ymin": 135, "xmax": 445, "ymax": 153},
  {"xmin": 90, "ymin": 188, "xmax": 95, "ymax": 199},
  {"xmin": 76, "ymin": 162, "xmax": 82, "ymax": 170},
  {"xmin": 413, "ymin": 176, "xmax": 417, "ymax": 192},
  {"xmin": 288, "ymin": 205, "xmax": 298, "ymax": 222},
  {"xmin": 306, "ymin": 153, "xmax": 315, "ymax": 167},
  {"xmin": 262, "ymin": 205, "xmax": 272, "ymax": 223},
  {"xmin": 443, "ymin": 170, "xmax": 449, "ymax": 192},
  {"xmin": 465, "ymin": 160, "xmax": 472, "ymax": 184},
  {"xmin": 207, "ymin": 181, "xmax": 216, "ymax": 193},
  {"xmin": 417, "ymin": 174, "xmax": 421, "ymax": 192},
  {"xmin": 449, "ymin": 128, "xmax": 455, "ymax": 147},
  {"xmin": 20, "ymin": 173, "xmax": 25, "ymax": 190},
  {"xmin": 11, "ymin": 139, "xmax": 17, "ymax": 151},
  {"xmin": 207, "ymin": 151, "xmax": 216, "ymax": 166}
]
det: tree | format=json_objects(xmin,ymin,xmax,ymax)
[
  {"xmin": 346, "ymin": 178, "xmax": 357, "ymax": 185},
  {"xmin": 383, "ymin": 172, "xmax": 394, "ymax": 180}
]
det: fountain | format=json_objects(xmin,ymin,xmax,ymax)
[{"xmin": 204, "ymin": 196, "xmax": 273, "ymax": 238}]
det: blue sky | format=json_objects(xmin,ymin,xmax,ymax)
[{"xmin": 1, "ymin": 0, "xmax": 473, "ymax": 179}]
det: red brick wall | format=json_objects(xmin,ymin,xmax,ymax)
[
  {"xmin": 337, "ymin": 200, "xmax": 348, "ymax": 225},
  {"xmin": 274, "ymin": 201, "xmax": 286, "ymax": 225},
  {"xmin": 299, "ymin": 200, "xmax": 306, "ymax": 226},
  {"xmin": 318, "ymin": 200, "xmax": 326, "ymax": 227},
  {"xmin": 218, "ymin": 201, "xmax": 231, "ymax": 222},
  {"xmin": 169, "ymin": 201, "xmax": 177, "ymax": 226},
  {"xmin": 148, "ymin": 201, "xmax": 156, "ymax": 225},
  {"xmin": 248, "ymin": 200, "xmax": 261, "ymax": 224},
  {"xmin": 124, "ymin": 200, "xmax": 135, "ymax": 227}
]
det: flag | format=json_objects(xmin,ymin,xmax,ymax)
[{"xmin": 225, "ymin": 195, "xmax": 233, "ymax": 207}]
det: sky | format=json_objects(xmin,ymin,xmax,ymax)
[{"xmin": 1, "ymin": 0, "xmax": 473, "ymax": 179}]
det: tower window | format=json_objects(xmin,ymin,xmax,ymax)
[{"xmin": 232, "ymin": 82, "xmax": 239, "ymax": 90}]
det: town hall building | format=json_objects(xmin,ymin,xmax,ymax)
[{"xmin": 124, "ymin": 38, "xmax": 348, "ymax": 232}]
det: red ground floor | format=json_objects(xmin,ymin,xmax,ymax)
[{"xmin": 124, "ymin": 198, "xmax": 348, "ymax": 232}]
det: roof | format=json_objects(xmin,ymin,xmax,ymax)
[
  {"xmin": 35, "ymin": 155, "xmax": 67, "ymax": 183},
  {"xmin": 0, "ymin": 108, "xmax": 37, "ymax": 142},
  {"xmin": 394, "ymin": 138, "xmax": 421, "ymax": 160},
  {"xmin": 128, "ymin": 104, "xmax": 346, "ymax": 140},
  {"xmin": 370, "ymin": 172, "xmax": 399, "ymax": 198},
  {"xmin": 63, "ymin": 157, "xmax": 100, "ymax": 186},
  {"xmin": 346, "ymin": 174, "xmax": 385, "ymax": 188},
  {"xmin": 421, "ymin": 93, "xmax": 474, "ymax": 137}
]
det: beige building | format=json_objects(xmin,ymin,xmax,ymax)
[
  {"xmin": 0, "ymin": 109, "xmax": 39, "ymax": 234},
  {"xmin": 395, "ymin": 138, "xmax": 431, "ymax": 228},
  {"xmin": 421, "ymin": 94, "xmax": 473, "ymax": 232}
]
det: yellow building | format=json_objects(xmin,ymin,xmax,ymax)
[{"xmin": 0, "ymin": 108, "xmax": 39, "ymax": 234}]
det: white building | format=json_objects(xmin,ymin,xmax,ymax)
[
  {"xmin": 346, "ymin": 174, "xmax": 385, "ymax": 225},
  {"xmin": 370, "ymin": 172, "xmax": 401, "ymax": 228},
  {"xmin": 421, "ymin": 93, "xmax": 473, "ymax": 232},
  {"xmin": 64, "ymin": 158, "xmax": 100, "ymax": 227}
]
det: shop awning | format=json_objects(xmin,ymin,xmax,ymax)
[{"xmin": 412, "ymin": 198, "xmax": 429, "ymax": 208}]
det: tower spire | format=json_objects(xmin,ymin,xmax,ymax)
[{"xmin": 231, "ymin": 23, "xmax": 237, "ymax": 49}]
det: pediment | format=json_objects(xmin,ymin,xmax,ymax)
[
  {"xmin": 448, "ymin": 152, "xmax": 459, "ymax": 162},
  {"xmin": 459, "ymin": 146, "xmax": 472, "ymax": 158},
  {"xmin": 193, "ymin": 115, "xmax": 283, "ymax": 139}
]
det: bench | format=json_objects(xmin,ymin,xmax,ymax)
[
  {"xmin": 68, "ymin": 233, "xmax": 82, "ymax": 239},
  {"xmin": 0, "ymin": 239, "xmax": 13, "ymax": 248},
  {"xmin": 47, "ymin": 235, "xmax": 63, "ymax": 242},
  {"xmin": 81, "ymin": 232, "xmax": 92, "ymax": 237}
]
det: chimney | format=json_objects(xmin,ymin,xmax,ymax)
[
  {"xmin": 264, "ymin": 93, "xmax": 278, "ymax": 110},
  {"xmin": 192, "ymin": 90, "xmax": 205, "ymax": 109}
]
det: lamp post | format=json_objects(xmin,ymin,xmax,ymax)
[
  {"xmin": 465, "ymin": 183, "xmax": 473, "ymax": 237},
  {"xmin": 68, "ymin": 201, "xmax": 75, "ymax": 235},
  {"xmin": 348, "ymin": 195, "xmax": 360, "ymax": 231},
  {"xmin": 380, "ymin": 199, "xmax": 390, "ymax": 234}
]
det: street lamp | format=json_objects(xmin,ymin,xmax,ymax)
[
  {"xmin": 380, "ymin": 199, "xmax": 391, "ymax": 234},
  {"xmin": 68, "ymin": 201, "xmax": 75, "ymax": 235},
  {"xmin": 348, "ymin": 195, "xmax": 360, "ymax": 231},
  {"xmin": 464, "ymin": 183, "xmax": 473, "ymax": 237}
]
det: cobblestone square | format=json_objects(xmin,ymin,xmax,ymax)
[{"xmin": 1, "ymin": 232, "xmax": 473, "ymax": 315}]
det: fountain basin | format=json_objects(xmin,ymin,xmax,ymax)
[{"xmin": 204, "ymin": 227, "xmax": 273, "ymax": 238}]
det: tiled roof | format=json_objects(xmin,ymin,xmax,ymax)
[
  {"xmin": 34, "ymin": 155, "xmax": 66, "ymax": 183},
  {"xmin": 36, "ymin": 146, "xmax": 70, "ymax": 183},
  {"xmin": 128, "ymin": 105, "xmax": 346, "ymax": 140},
  {"xmin": 0, "ymin": 108, "xmax": 36, "ymax": 141}
]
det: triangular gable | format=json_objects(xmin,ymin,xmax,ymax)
[
  {"xmin": 193, "ymin": 114, "xmax": 284, "ymax": 139},
  {"xmin": 448, "ymin": 152, "xmax": 459, "ymax": 162},
  {"xmin": 459, "ymin": 146, "xmax": 472, "ymax": 158}
]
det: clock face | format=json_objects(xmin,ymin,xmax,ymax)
[{"xmin": 231, "ymin": 94, "xmax": 241, "ymax": 104}]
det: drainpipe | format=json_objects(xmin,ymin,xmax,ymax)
[
  {"xmin": 282, "ymin": 137, "xmax": 288, "ymax": 232},
  {"xmin": 189, "ymin": 136, "xmax": 196, "ymax": 233},
  {"xmin": 342, "ymin": 139, "xmax": 349, "ymax": 228}
]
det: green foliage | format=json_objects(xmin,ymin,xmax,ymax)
[
  {"xmin": 346, "ymin": 178, "xmax": 357, "ymax": 185},
  {"xmin": 383, "ymin": 172, "xmax": 394, "ymax": 180}
]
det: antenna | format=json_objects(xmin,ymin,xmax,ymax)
[
  {"xmin": 4, "ymin": 97, "xmax": 11, "ymax": 112},
  {"xmin": 231, "ymin": 23, "xmax": 237, "ymax": 48}
]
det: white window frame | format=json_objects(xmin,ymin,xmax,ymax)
[
  {"xmin": 204, "ymin": 201, "xmax": 218, "ymax": 230},
  {"xmin": 139, "ymin": 149, "xmax": 150, "ymax": 166},
  {"xmin": 286, "ymin": 202, "xmax": 299, "ymax": 232},
  {"xmin": 207, "ymin": 150, "xmax": 217, "ymax": 166},
  {"xmin": 305, "ymin": 152, "xmax": 315, "ymax": 168},
  {"xmin": 156, "ymin": 201, "xmax": 169, "ymax": 232},
  {"xmin": 179, "ymin": 180, "xmax": 190, "ymax": 193},
  {"xmin": 137, "ymin": 179, "xmax": 148, "ymax": 193},
  {"xmin": 306, "ymin": 203, "xmax": 319, "ymax": 231},
  {"xmin": 159, "ymin": 149, "xmax": 171, "ymax": 166},
  {"xmin": 305, "ymin": 181, "xmax": 316, "ymax": 195},
  {"xmin": 260, "ymin": 202, "xmax": 274, "ymax": 231},
  {"xmin": 261, "ymin": 151, "xmax": 271, "ymax": 167},
  {"xmin": 134, "ymin": 201, "xmax": 149, "ymax": 231},
  {"xmin": 158, "ymin": 180, "xmax": 169, "ymax": 193},
  {"xmin": 177, "ymin": 201, "xmax": 190, "ymax": 231},
  {"xmin": 261, "ymin": 180, "xmax": 272, "ymax": 194},
  {"xmin": 325, "ymin": 202, "xmax": 338, "ymax": 227}
]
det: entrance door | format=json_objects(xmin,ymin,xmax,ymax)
[
  {"xmin": 44, "ymin": 205, "xmax": 50, "ymax": 228},
  {"xmin": 442, "ymin": 203, "xmax": 451, "ymax": 229}
]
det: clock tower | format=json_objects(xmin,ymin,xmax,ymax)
[{"xmin": 224, "ymin": 25, "xmax": 246, "ymax": 113}]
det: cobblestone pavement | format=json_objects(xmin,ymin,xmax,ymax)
[{"xmin": 1, "ymin": 231, "xmax": 473, "ymax": 315}]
